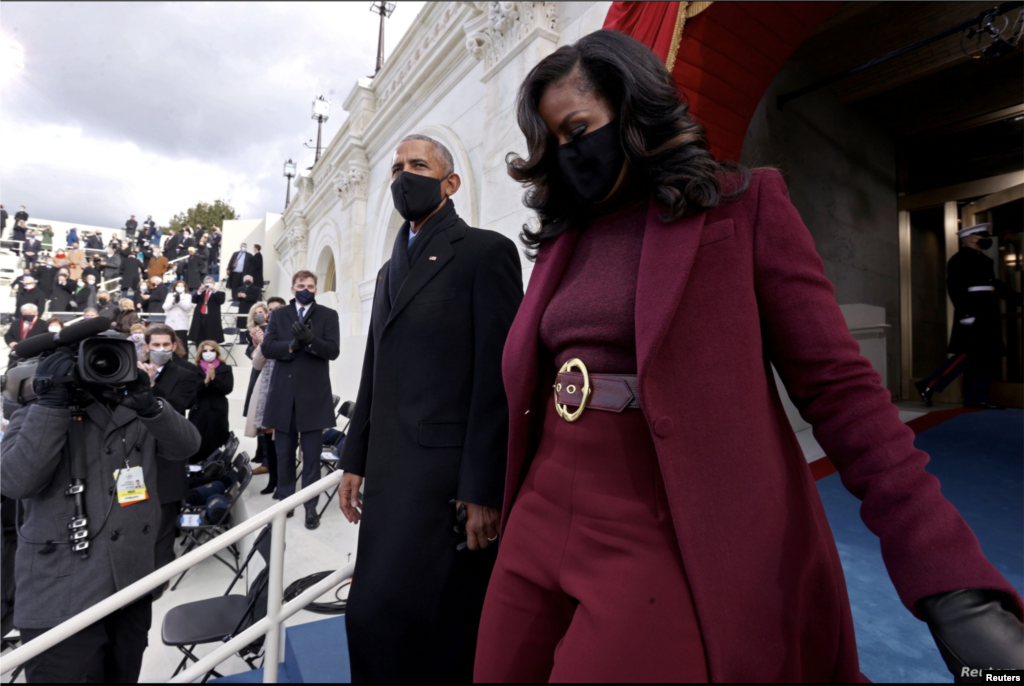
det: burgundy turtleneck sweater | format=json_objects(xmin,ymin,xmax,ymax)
[{"xmin": 539, "ymin": 199, "xmax": 648, "ymax": 375}]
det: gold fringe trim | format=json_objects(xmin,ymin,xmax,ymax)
[{"xmin": 666, "ymin": 1, "xmax": 713, "ymax": 74}]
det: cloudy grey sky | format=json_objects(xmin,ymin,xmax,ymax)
[{"xmin": 0, "ymin": 1, "xmax": 424, "ymax": 228}]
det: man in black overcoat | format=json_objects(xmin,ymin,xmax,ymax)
[
  {"xmin": 33, "ymin": 258, "xmax": 58, "ymax": 296},
  {"xmin": 14, "ymin": 275, "xmax": 47, "ymax": 314},
  {"xmin": 140, "ymin": 325, "xmax": 199, "ymax": 595},
  {"xmin": 22, "ymin": 231, "xmax": 42, "ymax": 270},
  {"xmin": 125, "ymin": 215, "xmax": 138, "ymax": 247},
  {"xmin": 234, "ymin": 275, "xmax": 260, "ymax": 343},
  {"xmin": 188, "ymin": 277, "xmax": 225, "ymax": 344},
  {"xmin": 225, "ymin": 244, "xmax": 252, "ymax": 291},
  {"xmin": 164, "ymin": 229, "xmax": 183, "ymax": 262},
  {"xmin": 260, "ymin": 270, "xmax": 340, "ymax": 529},
  {"xmin": 4, "ymin": 304, "xmax": 48, "ymax": 350},
  {"xmin": 916, "ymin": 223, "xmax": 1022, "ymax": 408},
  {"xmin": 0, "ymin": 204, "xmax": 7, "ymax": 233},
  {"xmin": 120, "ymin": 250, "xmax": 142, "ymax": 295},
  {"xmin": 338, "ymin": 135, "xmax": 523, "ymax": 683},
  {"xmin": 250, "ymin": 244, "xmax": 264, "ymax": 292}
]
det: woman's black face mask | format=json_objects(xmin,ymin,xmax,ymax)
[
  {"xmin": 391, "ymin": 171, "xmax": 450, "ymax": 222},
  {"xmin": 556, "ymin": 118, "xmax": 625, "ymax": 205},
  {"xmin": 977, "ymin": 237, "xmax": 993, "ymax": 250}
]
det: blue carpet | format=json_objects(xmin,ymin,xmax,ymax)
[
  {"xmin": 816, "ymin": 409, "xmax": 1024, "ymax": 683},
  {"xmin": 212, "ymin": 615, "xmax": 349, "ymax": 683}
]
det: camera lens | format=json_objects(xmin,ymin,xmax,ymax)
[{"xmin": 87, "ymin": 347, "xmax": 124, "ymax": 379}]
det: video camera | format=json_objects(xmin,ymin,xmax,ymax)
[
  {"xmin": 2, "ymin": 316, "xmax": 142, "ymax": 558},
  {"xmin": 1, "ymin": 316, "xmax": 137, "ymax": 419}
]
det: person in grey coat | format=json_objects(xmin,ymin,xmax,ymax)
[
  {"xmin": 99, "ymin": 247, "xmax": 122, "ymax": 283},
  {"xmin": 0, "ymin": 346, "xmax": 201, "ymax": 683}
]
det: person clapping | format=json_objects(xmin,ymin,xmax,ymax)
[{"xmin": 187, "ymin": 341, "xmax": 234, "ymax": 464}]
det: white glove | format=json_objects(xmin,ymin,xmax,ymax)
[{"xmin": 959, "ymin": 317, "xmax": 976, "ymax": 325}]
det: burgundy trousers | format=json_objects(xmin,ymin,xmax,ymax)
[{"xmin": 475, "ymin": 395, "xmax": 708, "ymax": 683}]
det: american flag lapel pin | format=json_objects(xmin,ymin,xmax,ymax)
[{"xmin": 428, "ymin": 256, "xmax": 437, "ymax": 261}]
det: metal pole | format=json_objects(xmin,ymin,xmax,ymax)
[
  {"xmin": 262, "ymin": 510, "xmax": 288, "ymax": 683},
  {"xmin": 376, "ymin": 3, "xmax": 386, "ymax": 74},
  {"xmin": 285, "ymin": 176, "xmax": 292, "ymax": 209},
  {"xmin": 315, "ymin": 119, "xmax": 323, "ymax": 163}
]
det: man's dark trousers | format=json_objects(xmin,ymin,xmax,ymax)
[
  {"xmin": 20, "ymin": 597, "xmax": 152, "ymax": 683},
  {"xmin": 275, "ymin": 407, "xmax": 324, "ymax": 512}
]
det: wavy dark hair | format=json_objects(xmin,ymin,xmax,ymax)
[{"xmin": 507, "ymin": 30, "xmax": 750, "ymax": 259}]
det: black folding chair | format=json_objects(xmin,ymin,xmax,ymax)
[
  {"xmin": 172, "ymin": 452, "xmax": 252, "ymax": 591},
  {"xmin": 162, "ymin": 525, "xmax": 274, "ymax": 682},
  {"xmin": 220, "ymin": 327, "xmax": 241, "ymax": 365},
  {"xmin": 317, "ymin": 399, "xmax": 354, "ymax": 518}
]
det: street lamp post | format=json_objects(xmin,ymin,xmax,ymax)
[
  {"xmin": 283, "ymin": 159, "xmax": 297, "ymax": 210},
  {"xmin": 370, "ymin": 1, "xmax": 396, "ymax": 76},
  {"xmin": 311, "ymin": 96, "xmax": 330, "ymax": 163}
]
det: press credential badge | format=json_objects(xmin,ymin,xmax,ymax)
[{"xmin": 114, "ymin": 466, "xmax": 149, "ymax": 506}]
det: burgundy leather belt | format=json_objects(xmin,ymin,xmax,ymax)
[{"xmin": 553, "ymin": 358, "xmax": 639, "ymax": 422}]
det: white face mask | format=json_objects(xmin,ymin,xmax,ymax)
[
  {"xmin": 140, "ymin": 284, "xmax": 148, "ymax": 291},
  {"xmin": 24, "ymin": 284, "xmax": 34, "ymax": 290},
  {"xmin": 86, "ymin": 279, "xmax": 95, "ymax": 285},
  {"xmin": 175, "ymin": 286, "xmax": 186, "ymax": 293},
  {"xmin": 201, "ymin": 351, "xmax": 217, "ymax": 362},
  {"xmin": 48, "ymin": 326, "xmax": 62, "ymax": 333},
  {"xmin": 77, "ymin": 280, "xmax": 84, "ymax": 288}
]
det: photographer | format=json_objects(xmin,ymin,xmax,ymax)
[
  {"xmin": 188, "ymin": 277, "xmax": 225, "ymax": 346},
  {"xmin": 1, "ymin": 332, "xmax": 200, "ymax": 682}
]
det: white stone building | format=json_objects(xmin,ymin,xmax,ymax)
[{"xmin": 226, "ymin": 1, "xmax": 613, "ymax": 401}]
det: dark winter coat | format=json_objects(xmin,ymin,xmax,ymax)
[
  {"xmin": 0, "ymin": 402, "xmax": 200, "ymax": 629},
  {"xmin": 188, "ymin": 361, "xmax": 233, "ymax": 463},
  {"xmin": 946, "ymin": 248, "xmax": 1022, "ymax": 356},
  {"xmin": 188, "ymin": 289, "xmax": 225, "ymax": 343},
  {"xmin": 339, "ymin": 203, "xmax": 522, "ymax": 683},
  {"xmin": 260, "ymin": 300, "xmax": 340, "ymax": 433}
]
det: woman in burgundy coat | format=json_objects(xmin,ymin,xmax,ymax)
[{"xmin": 473, "ymin": 31, "xmax": 1022, "ymax": 683}]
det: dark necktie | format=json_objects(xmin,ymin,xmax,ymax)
[{"xmin": 298, "ymin": 307, "xmax": 306, "ymax": 321}]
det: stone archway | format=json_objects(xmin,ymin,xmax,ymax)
[{"xmin": 316, "ymin": 246, "xmax": 337, "ymax": 293}]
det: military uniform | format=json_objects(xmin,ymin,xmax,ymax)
[{"xmin": 917, "ymin": 228, "xmax": 1022, "ymax": 407}]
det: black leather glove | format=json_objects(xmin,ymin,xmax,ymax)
[
  {"xmin": 102, "ymin": 373, "xmax": 161, "ymax": 417},
  {"xmin": 917, "ymin": 589, "xmax": 1024, "ymax": 682},
  {"xmin": 33, "ymin": 349, "xmax": 76, "ymax": 409},
  {"xmin": 291, "ymin": 321, "xmax": 314, "ymax": 345}
]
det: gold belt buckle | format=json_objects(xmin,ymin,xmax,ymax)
[{"xmin": 554, "ymin": 358, "xmax": 592, "ymax": 422}]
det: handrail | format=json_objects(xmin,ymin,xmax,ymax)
[{"xmin": 0, "ymin": 468, "xmax": 349, "ymax": 682}]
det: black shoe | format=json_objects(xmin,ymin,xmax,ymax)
[
  {"xmin": 914, "ymin": 381, "xmax": 933, "ymax": 407},
  {"xmin": 286, "ymin": 509, "xmax": 294, "ymax": 518},
  {"xmin": 965, "ymin": 401, "xmax": 1005, "ymax": 410},
  {"xmin": 259, "ymin": 482, "xmax": 277, "ymax": 495},
  {"xmin": 305, "ymin": 510, "xmax": 320, "ymax": 530}
]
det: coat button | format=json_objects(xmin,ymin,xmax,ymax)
[
  {"xmin": 653, "ymin": 417, "xmax": 674, "ymax": 437},
  {"xmin": 142, "ymin": 524, "xmax": 151, "ymax": 534},
  {"xmin": 106, "ymin": 448, "xmax": 113, "ymax": 454},
  {"xmin": 110, "ymin": 530, "xmax": 120, "ymax": 541}
]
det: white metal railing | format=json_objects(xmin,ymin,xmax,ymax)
[{"xmin": 0, "ymin": 469, "xmax": 351, "ymax": 683}]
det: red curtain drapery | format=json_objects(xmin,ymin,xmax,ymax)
[{"xmin": 603, "ymin": 1, "xmax": 842, "ymax": 162}]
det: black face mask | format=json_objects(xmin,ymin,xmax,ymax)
[
  {"xmin": 977, "ymin": 237, "xmax": 993, "ymax": 250},
  {"xmin": 294, "ymin": 288, "xmax": 315, "ymax": 305},
  {"xmin": 391, "ymin": 171, "xmax": 449, "ymax": 222},
  {"xmin": 556, "ymin": 118, "xmax": 626, "ymax": 205}
]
